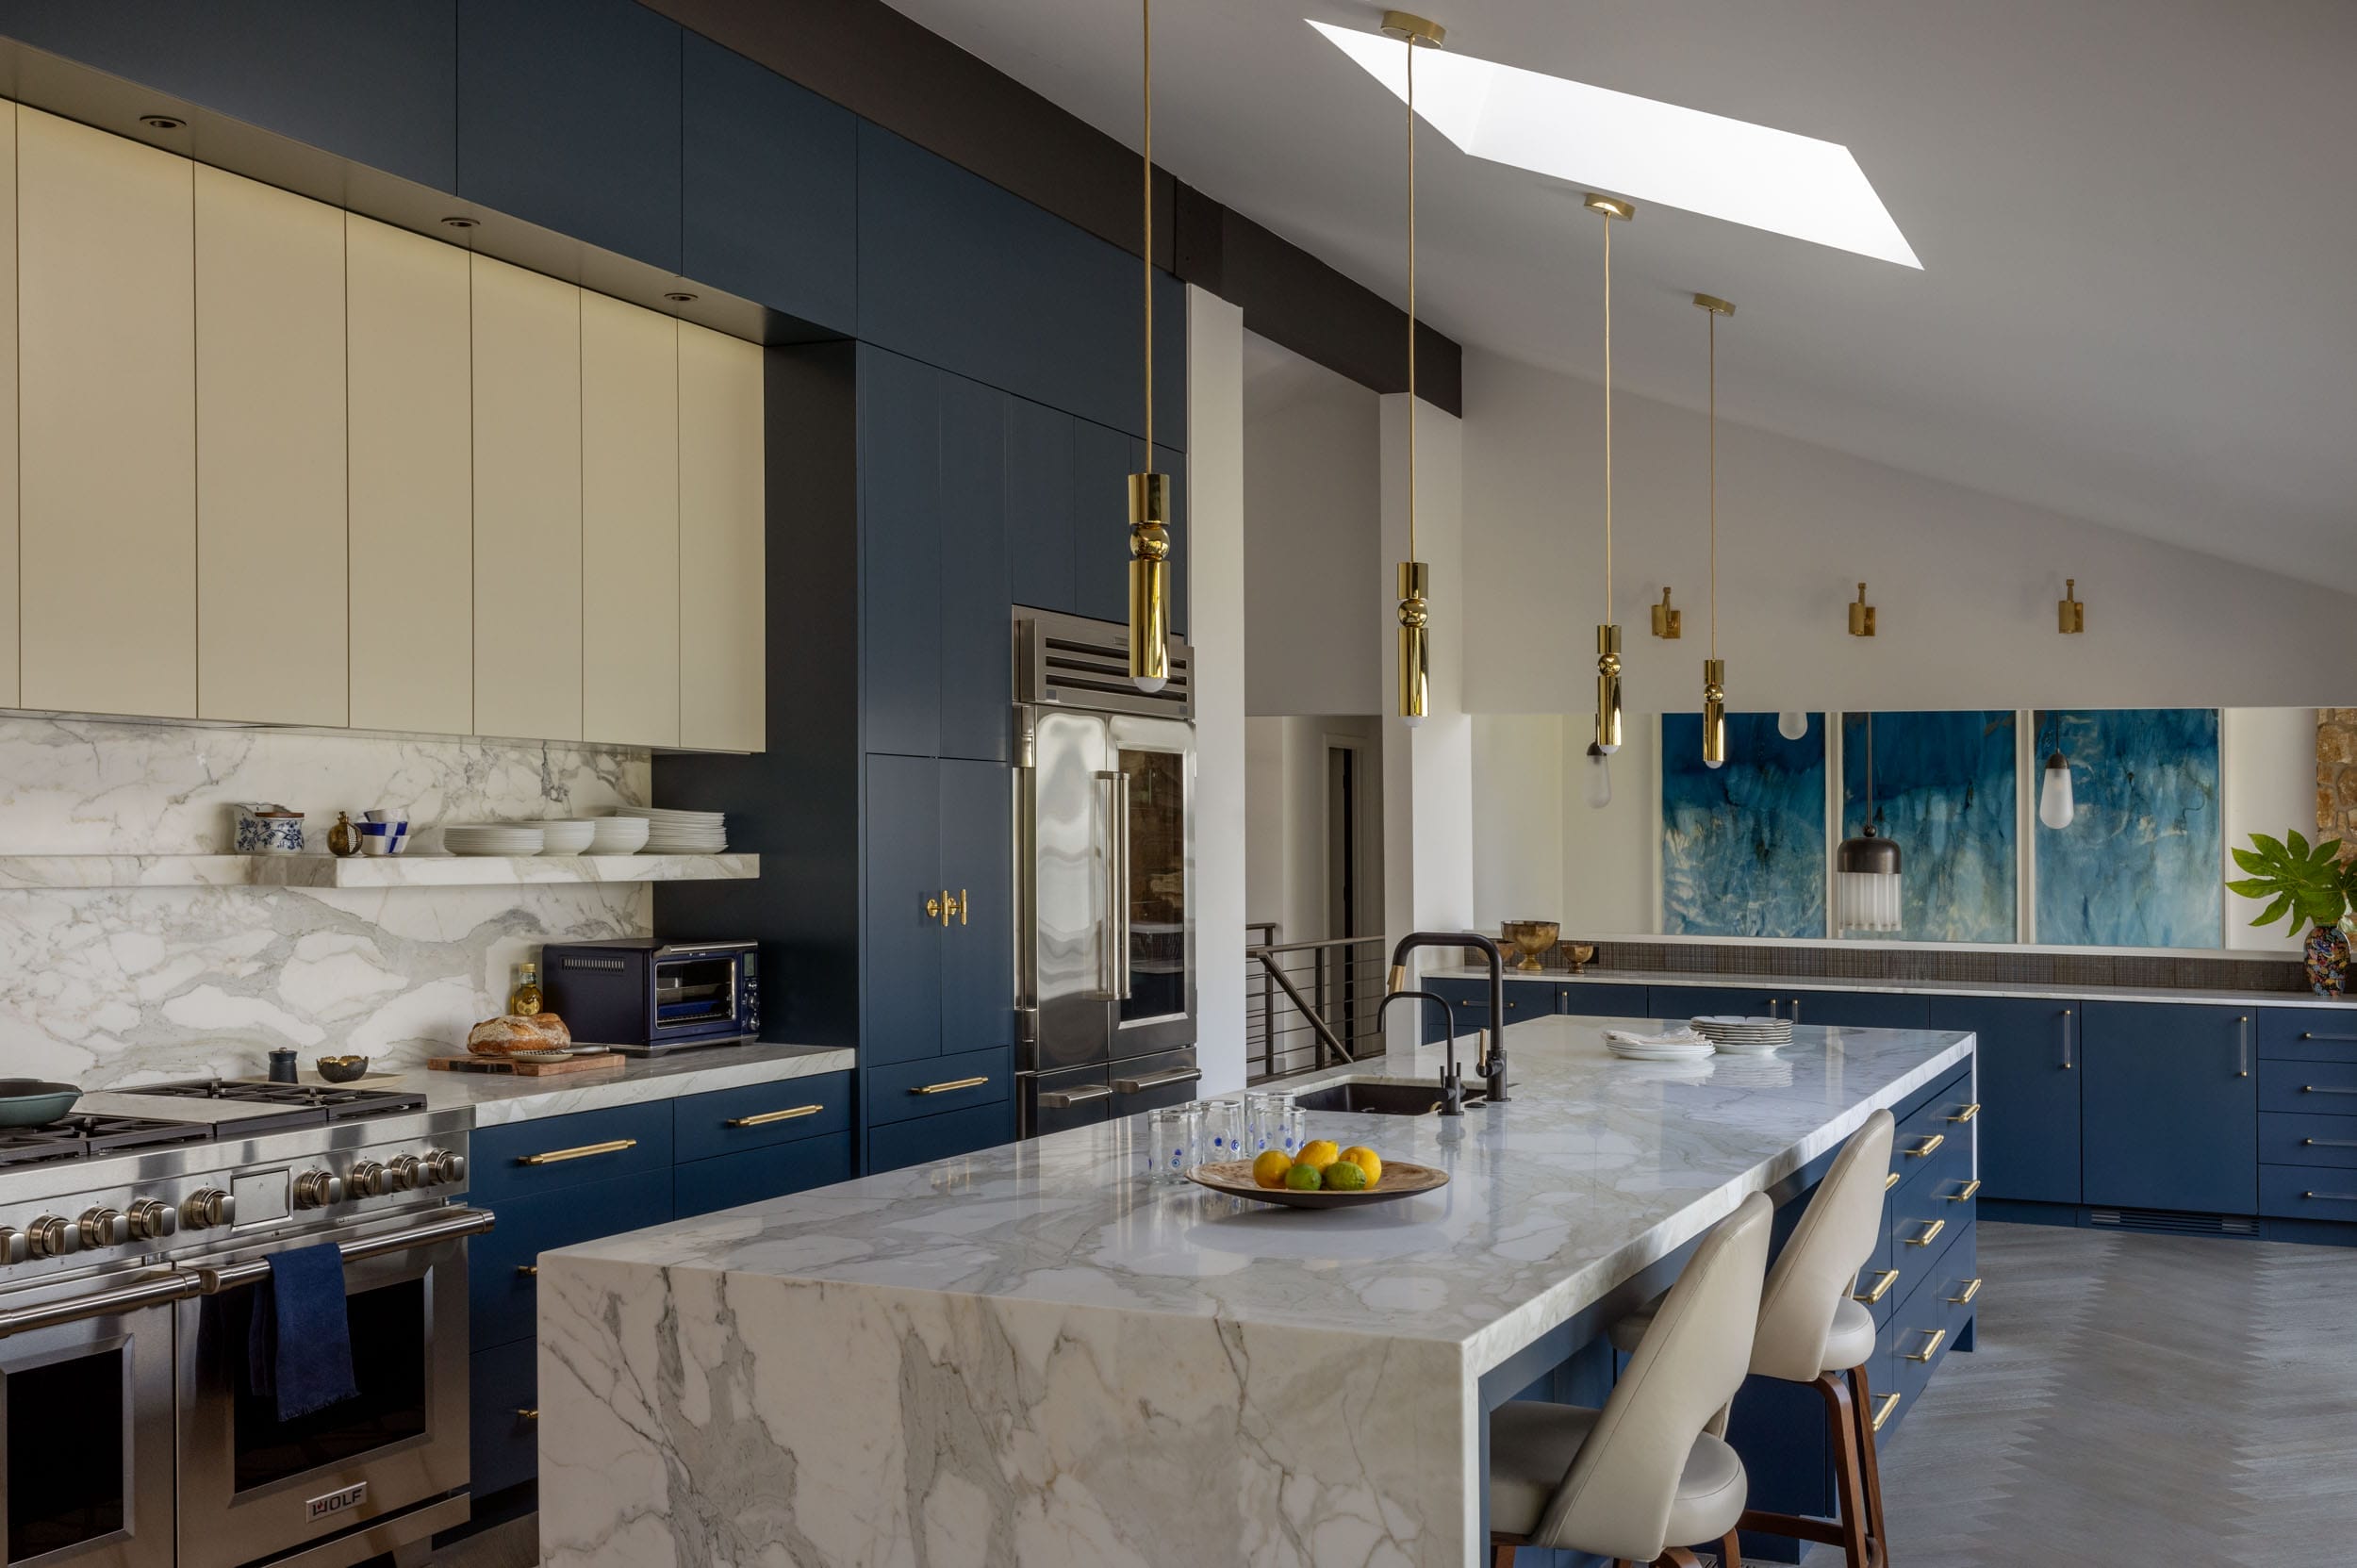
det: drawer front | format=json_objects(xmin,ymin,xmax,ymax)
[
  {"xmin": 1423, "ymin": 978, "xmax": 1490, "ymax": 1042},
  {"xmin": 675, "ymin": 1133, "xmax": 854, "ymax": 1218},
  {"xmin": 470, "ymin": 1343, "xmax": 540, "ymax": 1497},
  {"xmin": 470, "ymin": 1100, "xmax": 674, "ymax": 1204},
  {"xmin": 2258, "ymin": 1008, "xmax": 2357, "ymax": 1063},
  {"xmin": 865, "ymin": 1045, "xmax": 1012, "ymax": 1127},
  {"xmin": 1937, "ymin": 1223, "xmax": 1981, "ymax": 1343},
  {"xmin": 1853, "ymin": 1250, "xmax": 1904, "ymax": 1329},
  {"xmin": 1862, "ymin": 1314, "xmax": 1901, "ymax": 1437},
  {"xmin": 1646, "ymin": 984, "xmax": 1788, "ymax": 1021},
  {"xmin": 1887, "ymin": 1269, "xmax": 1955, "ymax": 1412},
  {"xmin": 1887, "ymin": 1182, "xmax": 1970, "ymax": 1309},
  {"xmin": 1556, "ymin": 982, "xmax": 1647, "ymax": 1019},
  {"xmin": 470, "ymin": 1173, "xmax": 674, "ymax": 1351},
  {"xmin": 2260, "ymin": 1112, "xmax": 2357, "ymax": 1169},
  {"xmin": 2259, "ymin": 1057, "xmax": 2357, "ymax": 1117},
  {"xmin": 2260, "ymin": 1163, "xmax": 2357, "ymax": 1221},
  {"xmin": 866, "ymin": 1100, "xmax": 1013, "ymax": 1174},
  {"xmin": 674, "ymin": 1071, "xmax": 852, "ymax": 1163},
  {"xmin": 1498, "ymin": 982, "xmax": 1556, "ymax": 1026},
  {"xmin": 1805, "ymin": 992, "xmax": 1932, "ymax": 1032}
]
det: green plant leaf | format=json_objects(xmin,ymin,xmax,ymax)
[
  {"xmin": 2251, "ymin": 892, "xmax": 2293, "ymax": 928},
  {"xmin": 2251, "ymin": 833, "xmax": 2288, "ymax": 865},
  {"xmin": 2232, "ymin": 847, "xmax": 2269, "ymax": 878},
  {"xmin": 2316, "ymin": 837, "xmax": 2347, "ymax": 866},
  {"xmin": 2227, "ymin": 877, "xmax": 2277, "ymax": 899},
  {"xmin": 2288, "ymin": 828, "xmax": 2312, "ymax": 860}
]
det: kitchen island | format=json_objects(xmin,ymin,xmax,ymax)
[{"xmin": 536, "ymin": 1014, "xmax": 1973, "ymax": 1566}]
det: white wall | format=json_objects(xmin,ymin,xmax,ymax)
[
  {"xmin": 1244, "ymin": 714, "xmax": 1384, "ymax": 954},
  {"xmin": 1242, "ymin": 334, "xmax": 1381, "ymax": 718},
  {"xmin": 1187, "ymin": 287, "xmax": 1249, "ymax": 1096},
  {"xmin": 2221, "ymin": 707, "xmax": 2317, "ymax": 953},
  {"xmin": 1462, "ymin": 348, "xmax": 2357, "ymax": 715}
]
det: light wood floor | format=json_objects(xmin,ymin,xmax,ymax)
[
  {"xmin": 420, "ymin": 1221, "xmax": 2357, "ymax": 1568},
  {"xmin": 1804, "ymin": 1220, "xmax": 2357, "ymax": 1567}
]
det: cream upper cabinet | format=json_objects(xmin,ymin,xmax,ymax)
[
  {"xmin": 0, "ymin": 108, "xmax": 19, "ymax": 709},
  {"xmin": 582, "ymin": 292, "xmax": 681, "ymax": 748},
  {"xmin": 18, "ymin": 107, "xmax": 196, "ymax": 719},
  {"xmin": 678, "ymin": 322, "xmax": 766, "ymax": 751},
  {"xmin": 195, "ymin": 166, "xmax": 349, "ymax": 726},
  {"xmin": 471, "ymin": 256, "xmax": 584, "ymax": 743},
  {"xmin": 348, "ymin": 215, "xmax": 473, "ymax": 735}
]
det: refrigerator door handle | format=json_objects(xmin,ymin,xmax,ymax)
[
  {"xmin": 1113, "ymin": 769, "xmax": 1133, "ymax": 1001},
  {"xmin": 1096, "ymin": 770, "xmax": 1124, "ymax": 1000}
]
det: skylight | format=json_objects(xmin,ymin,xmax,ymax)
[{"xmin": 1309, "ymin": 20, "xmax": 1921, "ymax": 269}]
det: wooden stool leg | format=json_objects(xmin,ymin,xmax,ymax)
[
  {"xmin": 1821, "ymin": 1372, "xmax": 1873, "ymax": 1568},
  {"xmin": 1490, "ymin": 1544, "xmax": 1516, "ymax": 1568},
  {"xmin": 1847, "ymin": 1363, "xmax": 1889, "ymax": 1562},
  {"xmin": 1720, "ymin": 1528, "xmax": 1744, "ymax": 1567}
]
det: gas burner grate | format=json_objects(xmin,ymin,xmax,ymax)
[
  {"xmin": 132, "ymin": 1079, "xmax": 427, "ymax": 1120},
  {"xmin": 0, "ymin": 1114, "xmax": 213, "ymax": 1167}
]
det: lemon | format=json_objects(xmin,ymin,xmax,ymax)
[
  {"xmin": 1296, "ymin": 1138, "xmax": 1341, "ymax": 1171},
  {"xmin": 1251, "ymin": 1150, "xmax": 1294, "ymax": 1190},
  {"xmin": 1283, "ymin": 1162, "xmax": 1325, "ymax": 1192},
  {"xmin": 1340, "ymin": 1146, "xmax": 1383, "ymax": 1186},
  {"xmin": 1324, "ymin": 1159, "xmax": 1369, "ymax": 1192}
]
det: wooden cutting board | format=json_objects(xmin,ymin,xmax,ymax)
[{"xmin": 427, "ymin": 1052, "xmax": 628, "ymax": 1077}]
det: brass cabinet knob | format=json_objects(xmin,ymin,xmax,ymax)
[{"xmin": 924, "ymin": 894, "xmax": 943, "ymax": 921}]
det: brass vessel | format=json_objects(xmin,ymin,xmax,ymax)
[{"xmin": 1501, "ymin": 919, "xmax": 1560, "ymax": 972}]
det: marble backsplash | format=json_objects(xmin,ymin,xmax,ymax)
[{"xmin": 0, "ymin": 716, "xmax": 652, "ymax": 1087}]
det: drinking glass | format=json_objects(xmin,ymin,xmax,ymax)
[
  {"xmin": 1277, "ymin": 1105, "xmax": 1309, "ymax": 1159},
  {"xmin": 1198, "ymin": 1098, "xmax": 1247, "ymax": 1167},
  {"xmin": 1244, "ymin": 1090, "xmax": 1293, "ymax": 1154},
  {"xmin": 1144, "ymin": 1106, "xmax": 1200, "ymax": 1184}
]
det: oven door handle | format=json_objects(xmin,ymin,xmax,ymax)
[
  {"xmin": 1113, "ymin": 1067, "xmax": 1201, "ymax": 1095},
  {"xmin": 191, "ymin": 1207, "xmax": 498, "ymax": 1294},
  {"xmin": 0, "ymin": 1270, "xmax": 200, "ymax": 1340}
]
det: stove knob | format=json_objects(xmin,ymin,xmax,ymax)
[
  {"xmin": 422, "ymin": 1149, "xmax": 467, "ymax": 1187},
  {"xmin": 126, "ymin": 1199, "xmax": 177, "ymax": 1241},
  {"xmin": 292, "ymin": 1171, "xmax": 344, "ymax": 1210},
  {"xmin": 0, "ymin": 1228, "xmax": 25, "ymax": 1265},
  {"xmin": 347, "ymin": 1162, "xmax": 387, "ymax": 1199},
  {"xmin": 77, "ymin": 1208, "xmax": 129, "ymax": 1248},
  {"xmin": 181, "ymin": 1188, "xmax": 234, "ymax": 1230},
  {"xmin": 386, "ymin": 1155, "xmax": 422, "ymax": 1193},
  {"xmin": 26, "ymin": 1215, "xmax": 79, "ymax": 1258}
]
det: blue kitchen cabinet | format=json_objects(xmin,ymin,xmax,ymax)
[
  {"xmin": 676, "ymin": 1135, "xmax": 855, "ymax": 1219},
  {"xmin": 855, "ymin": 122, "xmax": 1185, "ymax": 449},
  {"xmin": 456, "ymin": 0, "xmax": 683, "ymax": 272},
  {"xmin": 1803, "ymin": 992, "xmax": 1931, "ymax": 1031},
  {"xmin": 1007, "ymin": 399, "xmax": 1079, "ymax": 615},
  {"xmin": 1928, "ymin": 996, "xmax": 2081, "ymax": 1205},
  {"xmin": 863, "ymin": 754, "xmax": 945, "ymax": 1065},
  {"xmin": 939, "ymin": 759, "xmax": 1015, "ymax": 1057},
  {"xmin": 1554, "ymin": 982, "xmax": 1648, "ymax": 1019},
  {"xmin": 1421, "ymin": 977, "xmax": 1491, "ymax": 1044},
  {"xmin": 868, "ymin": 1100, "xmax": 1017, "ymax": 1174},
  {"xmin": 0, "ymin": 2, "xmax": 458, "ymax": 190},
  {"xmin": 939, "ymin": 379, "xmax": 1014, "ymax": 763},
  {"xmin": 681, "ymin": 33, "xmax": 856, "ymax": 334},
  {"xmin": 1645, "ymin": 984, "xmax": 1795, "ymax": 1022},
  {"xmin": 2082, "ymin": 1002, "xmax": 2258, "ymax": 1214}
]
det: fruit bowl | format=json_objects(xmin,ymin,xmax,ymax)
[
  {"xmin": 1187, "ymin": 1158, "xmax": 1449, "ymax": 1210},
  {"xmin": 1502, "ymin": 919, "xmax": 1560, "ymax": 971}
]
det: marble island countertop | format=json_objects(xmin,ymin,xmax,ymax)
[
  {"xmin": 1427, "ymin": 962, "xmax": 2349, "ymax": 1013},
  {"xmin": 535, "ymin": 1014, "xmax": 1971, "ymax": 1567}
]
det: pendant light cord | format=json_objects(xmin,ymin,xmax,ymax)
[
  {"xmin": 1141, "ymin": 0, "xmax": 1153, "ymax": 456},
  {"xmin": 1867, "ymin": 711, "xmax": 1876, "ymax": 830},
  {"xmin": 1405, "ymin": 33, "xmax": 1418, "ymax": 563},
  {"xmin": 1601, "ymin": 207, "xmax": 1612, "ymax": 623},
  {"xmin": 1707, "ymin": 308, "xmax": 1717, "ymax": 660}
]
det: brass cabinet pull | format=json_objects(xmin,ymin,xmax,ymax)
[
  {"xmin": 1853, "ymin": 1268, "xmax": 1901, "ymax": 1304},
  {"xmin": 948, "ymin": 889, "xmax": 967, "ymax": 926},
  {"xmin": 2237, "ymin": 1015, "xmax": 2250, "ymax": 1079},
  {"xmin": 1871, "ymin": 1392, "xmax": 1901, "ymax": 1432},
  {"xmin": 516, "ymin": 1264, "xmax": 537, "ymax": 1278},
  {"xmin": 2302, "ymin": 1136, "xmax": 2357, "ymax": 1148},
  {"xmin": 1949, "ymin": 1179, "xmax": 1982, "ymax": 1202},
  {"xmin": 925, "ymin": 894, "xmax": 944, "ymax": 922},
  {"xmin": 1904, "ymin": 1328, "xmax": 1947, "ymax": 1362},
  {"xmin": 2060, "ymin": 1007, "xmax": 2073, "ymax": 1070},
  {"xmin": 1883, "ymin": 1171, "xmax": 1900, "ymax": 1192},
  {"xmin": 1905, "ymin": 1133, "xmax": 1945, "ymax": 1158},
  {"xmin": 911, "ymin": 1076, "xmax": 989, "ymax": 1096},
  {"xmin": 725, "ymin": 1104, "xmax": 823, "ymax": 1129},
  {"xmin": 516, "ymin": 1407, "xmax": 540, "ymax": 1422},
  {"xmin": 2303, "ymin": 1190, "xmax": 2357, "ymax": 1201},
  {"xmin": 1904, "ymin": 1218, "xmax": 1946, "ymax": 1247},
  {"xmin": 518, "ymin": 1138, "xmax": 637, "ymax": 1166},
  {"xmin": 1949, "ymin": 1277, "xmax": 1984, "ymax": 1306},
  {"xmin": 1946, "ymin": 1101, "xmax": 1981, "ymax": 1124},
  {"xmin": 2301, "ymin": 1032, "xmax": 2357, "ymax": 1043},
  {"xmin": 2301, "ymin": 1084, "xmax": 2357, "ymax": 1096}
]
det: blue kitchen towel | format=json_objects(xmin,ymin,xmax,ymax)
[{"xmin": 246, "ymin": 1244, "xmax": 359, "ymax": 1420}]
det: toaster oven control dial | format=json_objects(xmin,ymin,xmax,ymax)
[
  {"xmin": 0, "ymin": 1228, "xmax": 25, "ymax": 1265},
  {"xmin": 77, "ymin": 1208, "xmax": 129, "ymax": 1248},
  {"xmin": 292, "ymin": 1171, "xmax": 345, "ymax": 1210},
  {"xmin": 347, "ymin": 1162, "xmax": 387, "ymax": 1199},
  {"xmin": 181, "ymin": 1188, "xmax": 234, "ymax": 1230},
  {"xmin": 126, "ymin": 1199, "xmax": 177, "ymax": 1241},
  {"xmin": 386, "ymin": 1155, "xmax": 422, "ymax": 1193},
  {"xmin": 421, "ymin": 1148, "xmax": 467, "ymax": 1187},
  {"xmin": 26, "ymin": 1216, "xmax": 79, "ymax": 1258}
]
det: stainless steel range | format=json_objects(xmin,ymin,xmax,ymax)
[{"xmin": 0, "ymin": 1080, "xmax": 488, "ymax": 1568}]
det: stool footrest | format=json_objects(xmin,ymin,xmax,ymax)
[{"xmin": 1736, "ymin": 1510, "xmax": 1887, "ymax": 1568}]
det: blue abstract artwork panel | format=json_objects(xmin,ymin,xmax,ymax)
[
  {"xmin": 2034, "ymin": 708, "xmax": 2220, "ymax": 948},
  {"xmin": 1661, "ymin": 712, "xmax": 1826, "ymax": 938},
  {"xmin": 1841, "ymin": 712, "xmax": 2018, "ymax": 942}
]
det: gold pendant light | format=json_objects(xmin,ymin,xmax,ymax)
[
  {"xmin": 1695, "ymin": 292, "xmax": 1733, "ymax": 768},
  {"xmin": 1586, "ymin": 193, "xmax": 1633, "ymax": 753},
  {"xmin": 1126, "ymin": 0, "xmax": 1171, "ymax": 692},
  {"xmin": 1386, "ymin": 11, "xmax": 1443, "ymax": 727}
]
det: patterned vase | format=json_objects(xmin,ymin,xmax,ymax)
[{"xmin": 2306, "ymin": 923, "xmax": 2351, "ymax": 999}]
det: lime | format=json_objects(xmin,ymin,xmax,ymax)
[
  {"xmin": 1283, "ymin": 1162, "xmax": 1324, "ymax": 1192},
  {"xmin": 1324, "ymin": 1160, "xmax": 1369, "ymax": 1192}
]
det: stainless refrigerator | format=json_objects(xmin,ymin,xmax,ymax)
[{"xmin": 1014, "ymin": 609, "xmax": 1200, "ymax": 1137}]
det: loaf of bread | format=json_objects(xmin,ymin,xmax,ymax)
[{"xmin": 466, "ymin": 1012, "xmax": 573, "ymax": 1055}]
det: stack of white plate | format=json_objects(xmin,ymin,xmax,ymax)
[
  {"xmin": 523, "ymin": 819, "xmax": 597, "ymax": 856},
  {"xmin": 444, "ymin": 825, "xmax": 547, "ymax": 857},
  {"xmin": 1602, "ymin": 1028, "xmax": 1716, "ymax": 1062},
  {"xmin": 614, "ymin": 805, "xmax": 727, "ymax": 853},
  {"xmin": 586, "ymin": 816, "xmax": 651, "ymax": 854},
  {"xmin": 1691, "ymin": 1015, "xmax": 1793, "ymax": 1054}
]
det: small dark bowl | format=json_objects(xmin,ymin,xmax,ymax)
[
  {"xmin": 314, "ymin": 1055, "xmax": 371, "ymax": 1083},
  {"xmin": 0, "ymin": 1080, "xmax": 82, "ymax": 1126}
]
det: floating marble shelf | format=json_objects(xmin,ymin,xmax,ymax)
[{"xmin": 0, "ymin": 853, "xmax": 759, "ymax": 889}]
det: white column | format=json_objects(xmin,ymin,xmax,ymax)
[
  {"xmin": 1187, "ymin": 286, "xmax": 1250, "ymax": 1094},
  {"xmin": 1379, "ymin": 390, "xmax": 1473, "ymax": 1048}
]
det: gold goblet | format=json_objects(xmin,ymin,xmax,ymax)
[{"xmin": 1501, "ymin": 920, "xmax": 1560, "ymax": 972}]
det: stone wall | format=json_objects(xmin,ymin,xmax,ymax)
[{"xmin": 2322, "ymin": 708, "xmax": 2357, "ymax": 858}]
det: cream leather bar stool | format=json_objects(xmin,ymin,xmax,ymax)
[
  {"xmin": 1608, "ymin": 1109, "xmax": 1899, "ymax": 1568},
  {"xmin": 1489, "ymin": 1192, "xmax": 1772, "ymax": 1568}
]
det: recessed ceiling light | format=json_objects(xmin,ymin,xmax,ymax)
[
  {"xmin": 1309, "ymin": 19, "xmax": 1920, "ymax": 269},
  {"xmin": 138, "ymin": 114, "xmax": 185, "ymax": 132},
  {"xmin": 438, "ymin": 215, "xmax": 479, "ymax": 230},
  {"xmin": 663, "ymin": 290, "xmax": 698, "ymax": 303}
]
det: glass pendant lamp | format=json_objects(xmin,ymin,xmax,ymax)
[
  {"xmin": 1125, "ymin": 0, "xmax": 1171, "ymax": 692},
  {"xmin": 1836, "ymin": 713, "xmax": 1903, "ymax": 933},
  {"xmin": 1778, "ymin": 712, "xmax": 1810, "ymax": 741},
  {"xmin": 2038, "ymin": 712, "xmax": 2076, "ymax": 829},
  {"xmin": 1583, "ymin": 740, "xmax": 1612, "ymax": 809}
]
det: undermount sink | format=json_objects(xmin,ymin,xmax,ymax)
[{"xmin": 1290, "ymin": 1079, "xmax": 1484, "ymax": 1116}]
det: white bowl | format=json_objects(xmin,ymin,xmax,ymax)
[
  {"xmin": 526, "ymin": 820, "xmax": 598, "ymax": 855},
  {"xmin": 587, "ymin": 817, "xmax": 651, "ymax": 852},
  {"xmin": 445, "ymin": 826, "xmax": 545, "ymax": 857}
]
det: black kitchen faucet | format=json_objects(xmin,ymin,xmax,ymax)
[{"xmin": 1386, "ymin": 933, "xmax": 1510, "ymax": 1104}]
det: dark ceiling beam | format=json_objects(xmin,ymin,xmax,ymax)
[{"xmin": 638, "ymin": 0, "xmax": 1462, "ymax": 414}]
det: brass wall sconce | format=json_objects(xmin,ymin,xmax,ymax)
[
  {"xmin": 2058, "ymin": 578, "xmax": 2085, "ymax": 634},
  {"xmin": 1651, "ymin": 587, "xmax": 1682, "ymax": 638},
  {"xmin": 1848, "ymin": 582, "xmax": 1877, "ymax": 636}
]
